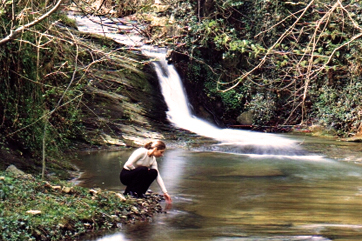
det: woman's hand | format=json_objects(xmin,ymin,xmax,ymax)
[
  {"xmin": 164, "ymin": 193, "xmax": 172, "ymax": 203},
  {"xmin": 164, "ymin": 193, "xmax": 172, "ymax": 210}
]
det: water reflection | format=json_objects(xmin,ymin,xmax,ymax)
[
  {"xmin": 96, "ymin": 233, "xmax": 129, "ymax": 241},
  {"xmin": 72, "ymin": 150, "xmax": 133, "ymax": 190},
  {"xmin": 76, "ymin": 144, "xmax": 362, "ymax": 241}
]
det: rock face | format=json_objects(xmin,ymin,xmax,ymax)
[
  {"xmin": 65, "ymin": 13, "xmax": 174, "ymax": 149},
  {"xmin": 170, "ymin": 51, "xmax": 225, "ymax": 127},
  {"xmin": 79, "ymin": 60, "xmax": 170, "ymax": 148}
]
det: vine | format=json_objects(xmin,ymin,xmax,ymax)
[{"xmin": 168, "ymin": 0, "xmax": 362, "ymax": 135}]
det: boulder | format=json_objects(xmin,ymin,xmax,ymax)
[
  {"xmin": 236, "ymin": 111, "xmax": 253, "ymax": 125},
  {"xmin": 5, "ymin": 165, "xmax": 34, "ymax": 179},
  {"xmin": 5, "ymin": 165, "xmax": 26, "ymax": 176}
]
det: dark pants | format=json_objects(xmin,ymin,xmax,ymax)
[{"xmin": 120, "ymin": 166, "xmax": 158, "ymax": 197}]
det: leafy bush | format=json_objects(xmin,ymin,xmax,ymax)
[
  {"xmin": 167, "ymin": 0, "xmax": 362, "ymax": 134},
  {"xmin": 246, "ymin": 92, "xmax": 277, "ymax": 125},
  {"xmin": 314, "ymin": 81, "xmax": 362, "ymax": 136}
]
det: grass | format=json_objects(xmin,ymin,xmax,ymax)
[{"xmin": 0, "ymin": 172, "xmax": 164, "ymax": 240}]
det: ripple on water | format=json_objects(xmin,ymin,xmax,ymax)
[{"xmin": 212, "ymin": 236, "xmax": 331, "ymax": 241}]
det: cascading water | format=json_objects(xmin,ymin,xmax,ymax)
[
  {"xmin": 67, "ymin": 15, "xmax": 362, "ymax": 241},
  {"xmin": 68, "ymin": 13, "xmax": 303, "ymax": 155},
  {"xmin": 142, "ymin": 46, "xmax": 303, "ymax": 155}
]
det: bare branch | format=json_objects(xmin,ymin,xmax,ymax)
[
  {"xmin": 0, "ymin": 0, "xmax": 63, "ymax": 46},
  {"xmin": 217, "ymin": 0, "xmax": 316, "ymax": 93}
]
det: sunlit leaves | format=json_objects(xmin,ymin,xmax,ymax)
[{"xmin": 222, "ymin": 0, "xmax": 244, "ymax": 8}]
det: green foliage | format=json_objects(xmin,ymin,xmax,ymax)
[
  {"xmin": 314, "ymin": 81, "xmax": 362, "ymax": 136},
  {"xmin": 182, "ymin": 14, "xmax": 265, "ymax": 60},
  {"xmin": 0, "ymin": 0, "xmax": 151, "ymax": 167},
  {"xmin": 246, "ymin": 92, "xmax": 277, "ymax": 125},
  {"xmin": 222, "ymin": 0, "xmax": 245, "ymax": 8},
  {"xmin": 167, "ymin": 0, "xmax": 362, "ymax": 134},
  {"xmin": 0, "ymin": 172, "xmax": 163, "ymax": 240},
  {"xmin": 219, "ymin": 89, "xmax": 245, "ymax": 114},
  {"xmin": 0, "ymin": 1, "xmax": 83, "ymax": 161},
  {"xmin": 113, "ymin": 0, "xmax": 154, "ymax": 17},
  {"xmin": 53, "ymin": 12, "xmax": 77, "ymax": 29}
]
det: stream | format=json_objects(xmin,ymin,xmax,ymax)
[
  {"xmin": 68, "ymin": 13, "xmax": 362, "ymax": 241},
  {"xmin": 74, "ymin": 137, "xmax": 362, "ymax": 241}
]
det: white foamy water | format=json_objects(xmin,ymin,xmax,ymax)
[
  {"xmin": 141, "ymin": 46, "xmax": 299, "ymax": 150},
  {"xmin": 68, "ymin": 14, "xmax": 145, "ymax": 47},
  {"xmin": 68, "ymin": 14, "xmax": 302, "ymax": 154}
]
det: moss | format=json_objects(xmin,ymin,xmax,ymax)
[{"xmin": 0, "ymin": 171, "xmax": 164, "ymax": 240}]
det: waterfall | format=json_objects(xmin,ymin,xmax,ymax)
[
  {"xmin": 142, "ymin": 46, "xmax": 302, "ymax": 155},
  {"xmin": 68, "ymin": 13, "xmax": 301, "ymax": 155}
]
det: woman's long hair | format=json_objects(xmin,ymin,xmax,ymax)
[{"xmin": 144, "ymin": 140, "xmax": 166, "ymax": 150}]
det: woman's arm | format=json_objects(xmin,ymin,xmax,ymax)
[
  {"xmin": 157, "ymin": 174, "xmax": 172, "ymax": 203},
  {"xmin": 152, "ymin": 161, "xmax": 172, "ymax": 203}
]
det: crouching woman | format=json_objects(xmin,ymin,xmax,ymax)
[{"xmin": 120, "ymin": 140, "xmax": 172, "ymax": 203}]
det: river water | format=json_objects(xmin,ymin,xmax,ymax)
[
  {"xmin": 68, "ymin": 14, "xmax": 362, "ymax": 241},
  {"xmin": 74, "ymin": 136, "xmax": 362, "ymax": 241}
]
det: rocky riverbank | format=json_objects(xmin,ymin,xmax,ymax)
[{"xmin": 0, "ymin": 165, "xmax": 167, "ymax": 240}]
